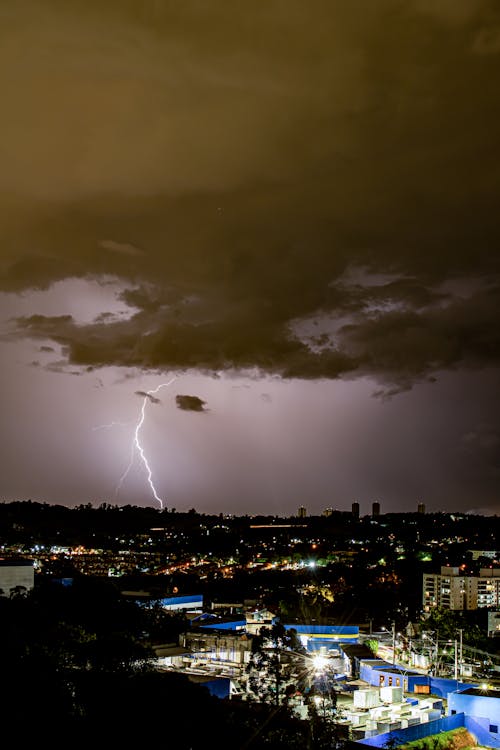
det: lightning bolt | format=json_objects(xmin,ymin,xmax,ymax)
[{"xmin": 115, "ymin": 378, "xmax": 177, "ymax": 509}]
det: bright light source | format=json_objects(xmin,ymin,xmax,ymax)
[
  {"xmin": 312, "ymin": 655, "xmax": 328, "ymax": 672},
  {"xmin": 308, "ymin": 561, "xmax": 316, "ymax": 568}
]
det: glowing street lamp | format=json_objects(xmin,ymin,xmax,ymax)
[{"xmin": 312, "ymin": 655, "xmax": 329, "ymax": 673}]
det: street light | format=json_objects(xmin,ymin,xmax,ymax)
[
  {"xmin": 457, "ymin": 629, "xmax": 463, "ymax": 679},
  {"xmin": 312, "ymin": 655, "xmax": 329, "ymax": 673}
]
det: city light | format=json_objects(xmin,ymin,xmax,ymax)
[{"xmin": 312, "ymin": 655, "xmax": 328, "ymax": 673}]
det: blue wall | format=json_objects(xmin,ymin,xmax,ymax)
[
  {"xmin": 362, "ymin": 666, "xmax": 429, "ymax": 693},
  {"xmin": 285, "ymin": 624, "xmax": 358, "ymax": 636},
  {"xmin": 360, "ymin": 661, "xmax": 394, "ymax": 684},
  {"xmin": 356, "ymin": 703, "xmax": 500, "ymax": 749},
  {"xmin": 358, "ymin": 663, "xmax": 475, "ymax": 699},
  {"xmin": 356, "ymin": 713, "xmax": 465, "ymax": 747},
  {"xmin": 464, "ymin": 715, "xmax": 500, "ymax": 749},
  {"xmin": 449, "ymin": 691, "xmax": 500, "ymax": 746},
  {"xmin": 429, "ymin": 677, "xmax": 475, "ymax": 699}
]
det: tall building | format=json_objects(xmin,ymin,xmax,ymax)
[
  {"xmin": 297, "ymin": 506, "xmax": 307, "ymax": 519},
  {"xmin": 372, "ymin": 501, "xmax": 380, "ymax": 517},
  {"xmin": 352, "ymin": 501, "xmax": 360, "ymax": 520},
  {"xmin": 417, "ymin": 502, "xmax": 426, "ymax": 514},
  {"xmin": 323, "ymin": 507, "xmax": 334, "ymax": 517},
  {"xmin": 423, "ymin": 567, "xmax": 500, "ymax": 611}
]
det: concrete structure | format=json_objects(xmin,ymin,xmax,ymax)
[
  {"xmin": 180, "ymin": 630, "xmax": 253, "ymax": 674},
  {"xmin": 417, "ymin": 502, "xmax": 425, "ymax": 514},
  {"xmin": 352, "ymin": 502, "xmax": 360, "ymax": 520},
  {"xmin": 380, "ymin": 686, "xmax": 404, "ymax": 704},
  {"xmin": 372, "ymin": 502, "xmax": 380, "ymax": 517},
  {"xmin": 469, "ymin": 550, "xmax": 497, "ymax": 561},
  {"xmin": 354, "ymin": 689, "xmax": 381, "ymax": 709},
  {"xmin": 297, "ymin": 505, "xmax": 307, "ymax": 518},
  {"xmin": 340, "ymin": 683, "xmax": 447, "ymax": 743},
  {"xmin": 448, "ymin": 687, "xmax": 500, "ymax": 747},
  {"xmin": 155, "ymin": 643, "xmax": 192, "ymax": 669},
  {"xmin": 0, "ymin": 559, "xmax": 34, "ymax": 596},
  {"xmin": 423, "ymin": 567, "xmax": 500, "ymax": 611}
]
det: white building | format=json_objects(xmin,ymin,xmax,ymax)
[{"xmin": 423, "ymin": 566, "xmax": 500, "ymax": 611}]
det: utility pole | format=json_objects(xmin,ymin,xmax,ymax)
[
  {"xmin": 457, "ymin": 629, "xmax": 463, "ymax": 679},
  {"xmin": 392, "ymin": 621, "xmax": 396, "ymax": 666},
  {"xmin": 454, "ymin": 639, "xmax": 458, "ymax": 681}
]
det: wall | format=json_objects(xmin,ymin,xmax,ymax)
[
  {"xmin": 356, "ymin": 712, "xmax": 465, "ymax": 747},
  {"xmin": 449, "ymin": 691, "xmax": 500, "ymax": 745},
  {"xmin": 429, "ymin": 677, "xmax": 475, "ymax": 699},
  {"xmin": 464, "ymin": 715, "xmax": 500, "ymax": 749}
]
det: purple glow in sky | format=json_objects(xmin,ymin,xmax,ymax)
[{"xmin": 1, "ymin": 1, "xmax": 499, "ymax": 515}]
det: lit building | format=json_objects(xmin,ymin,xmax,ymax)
[
  {"xmin": 423, "ymin": 567, "xmax": 500, "ymax": 611},
  {"xmin": 469, "ymin": 550, "xmax": 497, "ymax": 561},
  {"xmin": 417, "ymin": 502, "xmax": 425, "ymax": 514},
  {"xmin": 323, "ymin": 507, "xmax": 334, "ymax": 517},
  {"xmin": 297, "ymin": 506, "xmax": 307, "ymax": 518}
]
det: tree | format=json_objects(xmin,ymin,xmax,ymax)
[
  {"xmin": 365, "ymin": 638, "xmax": 379, "ymax": 656},
  {"xmin": 247, "ymin": 622, "xmax": 306, "ymax": 706}
]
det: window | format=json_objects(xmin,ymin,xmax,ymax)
[{"xmin": 490, "ymin": 725, "xmax": 498, "ymax": 734}]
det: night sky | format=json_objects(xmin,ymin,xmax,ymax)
[{"xmin": 1, "ymin": 1, "xmax": 499, "ymax": 515}]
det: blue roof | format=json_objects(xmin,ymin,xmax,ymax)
[
  {"xmin": 159, "ymin": 594, "xmax": 203, "ymax": 606},
  {"xmin": 285, "ymin": 624, "xmax": 358, "ymax": 635}
]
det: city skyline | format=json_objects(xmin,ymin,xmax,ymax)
[{"xmin": 1, "ymin": 1, "xmax": 499, "ymax": 515}]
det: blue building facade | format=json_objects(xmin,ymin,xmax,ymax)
[
  {"xmin": 283, "ymin": 624, "xmax": 358, "ymax": 652},
  {"xmin": 449, "ymin": 689, "xmax": 500, "ymax": 748}
]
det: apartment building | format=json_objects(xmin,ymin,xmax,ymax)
[{"xmin": 423, "ymin": 566, "xmax": 500, "ymax": 611}]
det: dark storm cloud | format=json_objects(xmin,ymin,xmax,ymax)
[
  {"xmin": 175, "ymin": 395, "xmax": 207, "ymax": 412},
  {"xmin": 2, "ymin": 0, "xmax": 500, "ymax": 388},
  {"xmin": 135, "ymin": 390, "xmax": 161, "ymax": 405}
]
